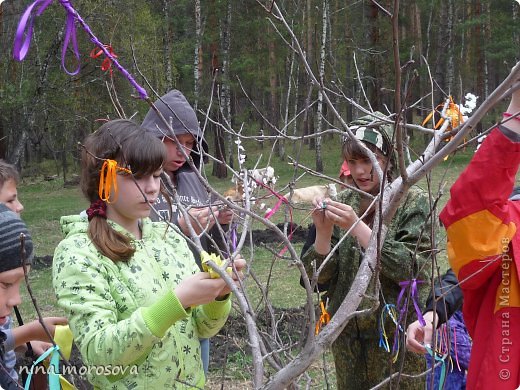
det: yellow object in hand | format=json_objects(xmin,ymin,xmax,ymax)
[{"xmin": 201, "ymin": 251, "xmax": 232, "ymax": 279}]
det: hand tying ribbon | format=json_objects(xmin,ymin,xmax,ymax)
[
  {"xmin": 90, "ymin": 44, "xmax": 118, "ymax": 76},
  {"xmin": 98, "ymin": 159, "xmax": 132, "ymax": 203},
  {"xmin": 13, "ymin": 0, "xmax": 149, "ymax": 99},
  {"xmin": 201, "ymin": 251, "xmax": 231, "ymax": 279},
  {"xmin": 386, "ymin": 279, "xmax": 425, "ymax": 360}
]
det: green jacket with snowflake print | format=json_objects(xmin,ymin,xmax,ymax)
[{"xmin": 53, "ymin": 215, "xmax": 231, "ymax": 389}]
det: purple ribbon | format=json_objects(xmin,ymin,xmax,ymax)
[
  {"xmin": 230, "ymin": 222, "xmax": 238, "ymax": 252},
  {"xmin": 396, "ymin": 279, "xmax": 426, "ymax": 326},
  {"xmin": 13, "ymin": 0, "xmax": 148, "ymax": 99},
  {"xmin": 392, "ymin": 279, "xmax": 425, "ymax": 353},
  {"xmin": 13, "ymin": 0, "xmax": 54, "ymax": 61}
]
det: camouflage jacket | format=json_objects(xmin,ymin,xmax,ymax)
[{"xmin": 302, "ymin": 186, "xmax": 433, "ymax": 335}]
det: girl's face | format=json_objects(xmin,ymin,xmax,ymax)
[
  {"xmin": 0, "ymin": 179, "xmax": 24, "ymax": 215},
  {"xmin": 106, "ymin": 169, "xmax": 162, "ymax": 231},
  {"xmin": 347, "ymin": 152, "xmax": 388, "ymax": 195},
  {"xmin": 0, "ymin": 266, "xmax": 26, "ymax": 325},
  {"xmin": 162, "ymin": 134, "xmax": 195, "ymax": 173}
]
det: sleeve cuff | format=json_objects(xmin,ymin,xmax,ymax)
[
  {"xmin": 307, "ymin": 246, "xmax": 328, "ymax": 261},
  {"xmin": 499, "ymin": 124, "xmax": 520, "ymax": 143},
  {"xmin": 202, "ymin": 296, "xmax": 232, "ymax": 319},
  {"xmin": 424, "ymin": 302, "xmax": 448, "ymax": 327},
  {"xmin": 142, "ymin": 290, "xmax": 188, "ymax": 337}
]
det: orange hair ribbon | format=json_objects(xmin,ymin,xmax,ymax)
[
  {"xmin": 315, "ymin": 299, "xmax": 331, "ymax": 335},
  {"xmin": 98, "ymin": 159, "xmax": 131, "ymax": 203}
]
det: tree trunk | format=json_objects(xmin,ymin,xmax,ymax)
[
  {"xmin": 315, "ymin": 0, "xmax": 328, "ymax": 173},
  {"xmin": 163, "ymin": 0, "xmax": 173, "ymax": 92},
  {"xmin": 446, "ymin": 0, "xmax": 454, "ymax": 94},
  {"xmin": 209, "ymin": 1, "xmax": 227, "ymax": 178},
  {"xmin": 267, "ymin": 17, "xmax": 282, "ymax": 159},
  {"xmin": 367, "ymin": 2, "xmax": 380, "ymax": 109},
  {"xmin": 305, "ymin": 0, "xmax": 315, "ymax": 148},
  {"xmin": 474, "ymin": 0, "xmax": 484, "ymax": 133},
  {"xmin": 222, "ymin": 0, "xmax": 234, "ymax": 169},
  {"xmin": 194, "ymin": 0, "xmax": 202, "ymax": 111}
]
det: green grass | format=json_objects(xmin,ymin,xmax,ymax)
[{"xmin": 19, "ymin": 180, "xmax": 88, "ymax": 256}]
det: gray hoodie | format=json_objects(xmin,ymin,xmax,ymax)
[{"xmin": 142, "ymin": 90, "xmax": 227, "ymax": 267}]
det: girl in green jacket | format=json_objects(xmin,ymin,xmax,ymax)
[{"xmin": 53, "ymin": 119, "xmax": 245, "ymax": 389}]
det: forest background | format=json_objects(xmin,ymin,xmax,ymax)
[{"xmin": 1, "ymin": 0, "xmax": 518, "ymax": 175}]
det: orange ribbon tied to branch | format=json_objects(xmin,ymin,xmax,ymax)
[
  {"xmin": 422, "ymin": 95, "xmax": 464, "ymax": 134},
  {"xmin": 98, "ymin": 159, "xmax": 131, "ymax": 203},
  {"xmin": 90, "ymin": 44, "xmax": 118, "ymax": 76},
  {"xmin": 315, "ymin": 299, "xmax": 331, "ymax": 335},
  {"xmin": 422, "ymin": 95, "xmax": 465, "ymax": 160}
]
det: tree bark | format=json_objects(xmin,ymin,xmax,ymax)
[
  {"xmin": 163, "ymin": 0, "xmax": 173, "ymax": 92},
  {"xmin": 315, "ymin": 0, "xmax": 328, "ymax": 173},
  {"xmin": 209, "ymin": 1, "xmax": 227, "ymax": 178},
  {"xmin": 193, "ymin": 0, "xmax": 202, "ymax": 111}
]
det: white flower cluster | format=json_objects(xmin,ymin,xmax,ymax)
[
  {"xmin": 459, "ymin": 93, "xmax": 478, "ymax": 117},
  {"xmin": 232, "ymin": 138, "xmax": 278, "ymax": 204},
  {"xmin": 235, "ymin": 139, "xmax": 247, "ymax": 165}
]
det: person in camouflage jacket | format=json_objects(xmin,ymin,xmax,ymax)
[{"xmin": 302, "ymin": 113, "xmax": 433, "ymax": 389}]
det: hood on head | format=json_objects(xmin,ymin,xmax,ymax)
[{"xmin": 141, "ymin": 90, "xmax": 208, "ymax": 167}]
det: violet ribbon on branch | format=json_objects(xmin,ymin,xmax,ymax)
[
  {"xmin": 13, "ymin": 0, "xmax": 148, "ymax": 99},
  {"xmin": 396, "ymin": 279, "xmax": 426, "ymax": 326}
]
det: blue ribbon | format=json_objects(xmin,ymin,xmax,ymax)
[
  {"xmin": 425, "ymin": 345, "xmax": 448, "ymax": 390},
  {"xmin": 23, "ymin": 345, "xmax": 61, "ymax": 390}
]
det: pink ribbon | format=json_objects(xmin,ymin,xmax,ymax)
[{"xmin": 255, "ymin": 180, "xmax": 294, "ymax": 255}]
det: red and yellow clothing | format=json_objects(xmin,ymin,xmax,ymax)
[{"xmin": 440, "ymin": 126, "xmax": 520, "ymax": 389}]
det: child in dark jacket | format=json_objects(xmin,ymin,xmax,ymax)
[{"xmin": 0, "ymin": 204, "xmax": 66, "ymax": 389}]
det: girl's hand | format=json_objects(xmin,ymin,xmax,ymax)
[
  {"xmin": 179, "ymin": 206, "xmax": 222, "ymax": 234},
  {"xmin": 312, "ymin": 197, "xmax": 372, "ymax": 249},
  {"xmin": 30, "ymin": 340, "xmax": 53, "ymax": 356},
  {"xmin": 216, "ymin": 206, "xmax": 233, "ymax": 225},
  {"xmin": 175, "ymin": 273, "xmax": 228, "ymax": 308},
  {"xmin": 311, "ymin": 197, "xmax": 334, "ymax": 233},
  {"xmin": 175, "ymin": 256, "xmax": 247, "ymax": 307},
  {"xmin": 318, "ymin": 198, "xmax": 359, "ymax": 231},
  {"xmin": 216, "ymin": 256, "xmax": 246, "ymax": 298},
  {"xmin": 405, "ymin": 311, "xmax": 437, "ymax": 354}
]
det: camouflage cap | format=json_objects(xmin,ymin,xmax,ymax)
[{"xmin": 349, "ymin": 112, "xmax": 394, "ymax": 156}]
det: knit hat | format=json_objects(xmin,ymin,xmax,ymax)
[
  {"xmin": 0, "ymin": 204, "xmax": 33, "ymax": 273},
  {"xmin": 141, "ymin": 90, "xmax": 208, "ymax": 167}
]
